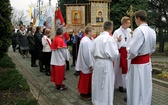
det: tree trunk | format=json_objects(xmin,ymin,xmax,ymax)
[
  {"xmin": 158, "ymin": 3, "xmax": 165, "ymax": 52},
  {"xmin": 158, "ymin": 27, "xmax": 164, "ymax": 52}
]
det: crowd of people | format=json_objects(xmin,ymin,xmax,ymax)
[{"xmin": 11, "ymin": 10, "xmax": 156, "ymax": 105}]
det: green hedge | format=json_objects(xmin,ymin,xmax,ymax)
[
  {"xmin": 0, "ymin": 69, "xmax": 29, "ymax": 91},
  {"xmin": 0, "ymin": 0, "xmax": 12, "ymax": 59},
  {"xmin": 0, "ymin": 54, "xmax": 15, "ymax": 68}
]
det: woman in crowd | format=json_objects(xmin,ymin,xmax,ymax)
[
  {"xmin": 28, "ymin": 27, "xmax": 38, "ymax": 67},
  {"xmin": 34, "ymin": 26, "xmax": 44, "ymax": 72},
  {"xmin": 42, "ymin": 29, "xmax": 52, "ymax": 76},
  {"xmin": 11, "ymin": 27, "xmax": 17, "ymax": 52},
  {"xmin": 17, "ymin": 25, "xmax": 29, "ymax": 58}
]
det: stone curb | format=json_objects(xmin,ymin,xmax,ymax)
[
  {"xmin": 152, "ymin": 68, "xmax": 168, "ymax": 88},
  {"xmin": 152, "ymin": 78, "xmax": 168, "ymax": 88}
]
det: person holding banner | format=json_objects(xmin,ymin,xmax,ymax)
[{"xmin": 55, "ymin": 7, "xmax": 70, "ymax": 71}]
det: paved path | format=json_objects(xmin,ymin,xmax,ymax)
[
  {"xmin": 151, "ymin": 56, "xmax": 168, "ymax": 62},
  {"xmin": 8, "ymin": 46, "xmax": 168, "ymax": 105}
]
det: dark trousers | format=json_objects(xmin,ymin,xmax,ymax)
[
  {"xmin": 12, "ymin": 43, "xmax": 17, "ymax": 52},
  {"xmin": 72, "ymin": 43, "xmax": 77, "ymax": 64},
  {"xmin": 18, "ymin": 45, "xmax": 21, "ymax": 53},
  {"xmin": 36, "ymin": 50, "xmax": 44, "ymax": 72},
  {"xmin": 66, "ymin": 60, "xmax": 69, "ymax": 70},
  {"xmin": 42, "ymin": 52, "xmax": 51, "ymax": 73},
  {"xmin": 29, "ymin": 50, "xmax": 36, "ymax": 65}
]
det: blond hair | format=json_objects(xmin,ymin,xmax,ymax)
[
  {"xmin": 45, "ymin": 29, "xmax": 51, "ymax": 35},
  {"xmin": 121, "ymin": 16, "xmax": 130, "ymax": 24}
]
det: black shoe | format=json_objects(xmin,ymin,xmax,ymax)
[
  {"xmin": 124, "ymin": 97, "xmax": 127, "ymax": 102},
  {"xmin": 119, "ymin": 87, "xmax": 126, "ymax": 93},
  {"xmin": 73, "ymin": 71, "xmax": 80, "ymax": 77},
  {"xmin": 34, "ymin": 64, "xmax": 38, "ymax": 66},
  {"xmin": 79, "ymin": 94, "xmax": 91, "ymax": 101},
  {"xmin": 40, "ymin": 68, "xmax": 46, "ymax": 72},
  {"xmin": 71, "ymin": 64, "xmax": 75, "ymax": 67},
  {"xmin": 46, "ymin": 72, "xmax": 51, "ymax": 76},
  {"xmin": 66, "ymin": 67, "xmax": 69, "ymax": 71},
  {"xmin": 31, "ymin": 64, "xmax": 38, "ymax": 67},
  {"xmin": 56, "ymin": 85, "xmax": 67, "ymax": 91}
]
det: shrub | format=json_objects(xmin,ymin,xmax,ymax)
[
  {"xmin": 0, "ymin": 69, "xmax": 29, "ymax": 91},
  {"xmin": 0, "ymin": 54, "xmax": 15, "ymax": 68},
  {"xmin": 0, "ymin": 0, "xmax": 12, "ymax": 59}
]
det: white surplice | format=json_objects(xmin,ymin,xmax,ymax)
[
  {"xmin": 126, "ymin": 23, "xmax": 156, "ymax": 105},
  {"xmin": 75, "ymin": 36, "xmax": 94, "ymax": 74},
  {"xmin": 113, "ymin": 26, "xmax": 131, "ymax": 88},
  {"xmin": 91, "ymin": 31, "xmax": 119, "ymax": 105},
  {"xmin": 50, "ymin": 48, "xmax": 70, "ymax": 66}
]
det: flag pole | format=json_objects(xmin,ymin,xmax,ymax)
[
  {"xmin": 49, "ymin": 0, "xmax": 51, "ymax": 6},
  {"xmin": 39, "ymin": 0, "xmax": 40, "ymax": 20}
]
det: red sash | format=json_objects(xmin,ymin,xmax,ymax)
[
  {"xmin": 46, "ymin": 38, "xmax": 51, "ymax": 48},
  {"xmin": 119, "ymin": 47, "xmax": 128, "ymax": 74},
  {"xmin": 131, "ymin": 54, "xmax": 150, "ymax": 64}
]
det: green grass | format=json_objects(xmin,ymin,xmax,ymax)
[
  {"xmin": 0, "ymin": 69, "xmax": 29, "ymax": 90},
  {"xmin": 0, "ymin": 54, "xmax": 15, "ymax": 68},
  {"xmin": 16, "ymin": 99, "xmax": 39, "ymax": 105},
  {"xmin": 0, "ymin": 54, "xmax": 39, "ymax": 105}
]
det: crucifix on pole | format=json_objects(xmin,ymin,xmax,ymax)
[{"xmin": 126, "ymin": 5, "xmax": 134, "ymax": 36}]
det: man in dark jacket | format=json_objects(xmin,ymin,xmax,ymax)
[{"xmin": 11, "ymin": 29, "xmax": 18, "ymax": 52}]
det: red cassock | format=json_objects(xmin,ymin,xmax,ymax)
[
  {"xmin": 119, "ymin": 47, "xmax": 128, "ymax": 74},
  {"xmin": 78, "ymin": 71, "xmax": 92, "ymax": 94},
  {"xmin": 50, "ymin": 35, "xmax": 67, "ymax": 85},
  {"xmin": 51, "ymin": 65, "xmax": 65, "ymax": 85}
]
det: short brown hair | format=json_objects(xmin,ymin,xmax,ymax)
[
  {"xmin": 45, "ymin": 29, "xmax": 51, "ymax": 35},
  {"xmin": 56, "ymin": 28, "xmax": 63, "ymax": 35},
  {"xmin": 134, "ymin": 10, "xmax": 147, "ymax": 22},
  {"xmin": 103, "ymin": 21, "xmax": 113, "ymax": 31},
  {"xmin": 85, "ymin": 26, "xmax": 94, "ymax": 34},
  {"xmin": 121, "ymin": 16, "xmax": 130, "ymax": 24}
]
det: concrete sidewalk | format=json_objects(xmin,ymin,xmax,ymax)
[{"xmin": 8, "ymin": 46, "xmax": 168, "ymax": 105}]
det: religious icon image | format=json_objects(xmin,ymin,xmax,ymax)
[
  {"xmin": 72, "ymin": 10, "xmax": 82, "ymax": 24},
  {"xmin": 96, "ymin": 10, "xmax": 103, "ymax": 23},
  {"xmin": 74, "ymin": 13, "xmax": 78, "ymax": 23}
]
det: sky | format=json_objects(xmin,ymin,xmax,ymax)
[
  {"xmin": 10, "ymin": 0, "xmax": 58, "ymax": 25},
  {"xmin": 10, "ymin": 0, "xmax": 58, "ymax": 10}
]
